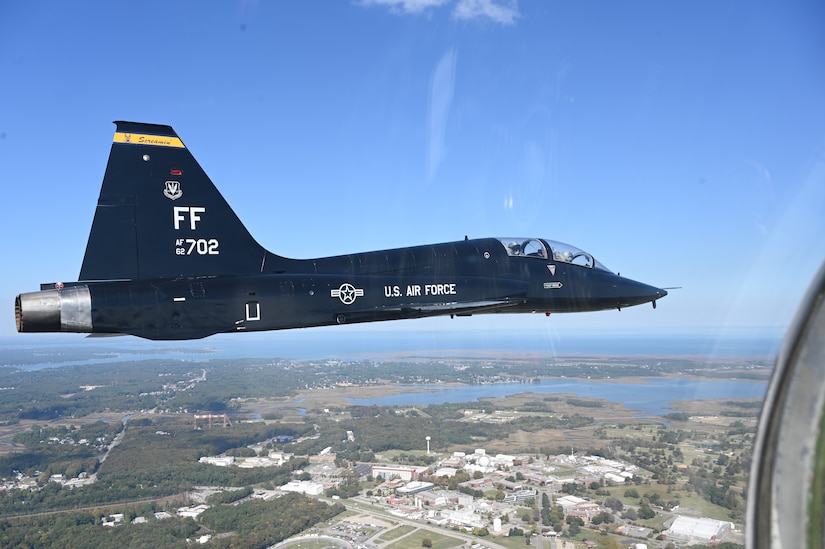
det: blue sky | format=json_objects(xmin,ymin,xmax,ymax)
[{"xmin": 1, "ymin": 1, "xmax": 824, "ymax": 345}]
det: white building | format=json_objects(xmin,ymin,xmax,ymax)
[
  {"xmin": 268, "ymin": 451, "xmax": 292, "ymax": 464},
  {"xmin": 371, "ymin": 465, "xmax": 426, "ymax": 481},
  {"xmin": 418, "ymin": 490, "xmax": 454, "ymax": 507},
  {"xmin": 503, "ymin": 489, "xmax": 537, "ymax": 503},
  {"xmin": 177, "ymin": 505, "xmax": 210, "ymax": 518},
  {"xmin": 396, "ymin": 481, "xmax": 435, "ymax": 496},
  {"xmin": 280, "ymin": 480, "xmax": 324, "ymax": 495},
  {"xmin": 433, "ymin": 467, "xmax": 459, "ymax": 477},
  {"xmin": 492, "ymin": 454, "xmax": 516, "ymax": 468},
  {"xmin": 252, "ymin": 489, "xmax": 281, "ymax": 501},
  {"xmin": 102, "ymin": 513, "xmax": 124, "ymax": 527},
  {"xmin": 199, "ymin": 455, "xmax": 234, "ymax": 467},
  {"xmin": 237, "ymin": 456, "xmax": 279, "ymax": 468},
  {"xmin": 442, "ymin": 509, "xmax": 486, "ymax": 529},
  {"xmin": 604, "ymin": 472, "xmax": 629, "ymax": 484},
  {"xmin": 556, "ymin": 494, "xmax": 586, "ymax": 513},
  {"xmin": 665, "ymin": 516, "xmax": 732, "ymax": 545}
]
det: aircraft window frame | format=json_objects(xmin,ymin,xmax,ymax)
[
  {"xmin": 496, "ymin": 238, "xmax": 612, "ymax": 272},
  {"xmin": 543, "ymin": 239, "xmax": 612, "ymax": 272},
  {"xmin": 499, "ymin": 238, "xmax": 548, "ymax": 259}
]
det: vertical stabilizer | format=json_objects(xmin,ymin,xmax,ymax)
[{"xmin": 80, "ymin": 121, "xmax": 277, "ymax": 281}]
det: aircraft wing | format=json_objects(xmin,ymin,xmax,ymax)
[
  {"xmin": 335, "ymin": 298, "xmax": 527, "ymax": 324},
  {"xmin": 395, "ymin": 299, "xmax": 527, "ymax": 314}
]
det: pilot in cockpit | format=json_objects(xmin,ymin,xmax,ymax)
[{"xmin": 554, "ymin": 250, "xmax": 572, "ymax": 262}]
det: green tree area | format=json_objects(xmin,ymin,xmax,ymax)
[
  {"xmin": 0, "ymin": 421, "xmax": 122, "ymax": 478},
  {"xmin": 0, "ymin": 358, "xmax": 318, "ymax": 422},
  {"xmin": 0, "ymin": 512, "xmax": 199, "ymax": 549},
  {"xmin": 324, "ymin": 471, "xmax": 362, "ymax": 498},
  {"xmin": 99, "ymin": 419, "xmax": 309, "ymax": 477},
  {"xmin": 601, "ymin": 419, "xmax": 754, "ymax": 521},
  {"xmin": 565, "ymin": 398, "xmax": 604, "ymax": 408},
  {"xmin": 298, "ymin": 404, "xmax": 593, "ymax": 458},
  {"xmin": 0, "ymin": 419, "xmax": 311, "ymax": 515},
  {"xmin": 0, "ymin": 460, "xmax": 300, "ymax": 516},
  {"xmin": 199, "ymin": 493, "xmax": 345, "ymax": 549},
  {"xmin": 0, "ymin": 493, "xmax": 343, "ymax": 549},
  {"xmin": 206, "ymin": 486, "xmax": 254, "ymax": 504}
]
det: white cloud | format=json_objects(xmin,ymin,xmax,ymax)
[
  {"xmin": 358, "ymin": 0, "xmax": 450, "ymax": 15},
  {"xmin": 359, "ymin": 0, "xmax": 520, "ymax": 24},
  {"xmin": 453, "ymin": 0, "xmax": 519, "ymax": 25},
  {"xmin": 427, "ymin": 49, "xmax": 457, "ymax": 181}
]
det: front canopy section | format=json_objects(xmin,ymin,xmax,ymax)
[{"xmin": 497, "ymin": 238, "xmax": 612, "ymax": 272}]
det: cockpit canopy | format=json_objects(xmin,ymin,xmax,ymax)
[{"xmin": 497, "ymin": 238, "xmax": 612, "ymax": 272}]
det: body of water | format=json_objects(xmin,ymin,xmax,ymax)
[
  {"xmin": 0, "ymin": 334, "xmax": 771, "ymax": 416},
  {"xmin": 347, "ymin": 378, "xmax": 768, "ymax": 417}
]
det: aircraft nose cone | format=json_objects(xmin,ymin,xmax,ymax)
[
  {"xmin": 642, "ymin": 283, "xmax": 668, "ymax": 301},
  {"xmin": 615, "ymin": 278, "xmax": 668, "ymax": 308}
]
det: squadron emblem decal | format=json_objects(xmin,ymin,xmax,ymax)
[
  {"xmin": 163, "ymin": 180, "xmax": 183, "ymax": 200},
  {"xmin": 331, "ymin": 283, "xmax": 364, "ymax": 305}
]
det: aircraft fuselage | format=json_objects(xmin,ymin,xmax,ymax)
[
  {"xmin": 14, "ymin": 122, "xmax": 666, "ymax": 341},
  {"xmin": 19, "ymin": 237, "xmax": 664, "ymax": 340}
]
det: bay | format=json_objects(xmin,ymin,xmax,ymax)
[{"xmin": 347, "ymin": 378, "xmax": 768, "ymax": 416}]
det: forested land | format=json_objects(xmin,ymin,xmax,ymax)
[
  {"xmin": 0, "ymin": 419, "xmax": 312, "ymax": 514},
  {"xmin": 0, "ymin": 493, "xmax": 343, "ymax": 549}
]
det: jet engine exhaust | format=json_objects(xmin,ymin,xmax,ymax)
[{"xmin": 15, "ymin": 286, "xmax": 93, "ymax": 334}]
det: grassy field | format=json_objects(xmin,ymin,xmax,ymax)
[
  {"xmin": 377, "ymin": 525, "xmax": 416, "ymax": 542},
  {"xmin": 602, "ymin": 482, "xmax": 734, "ymax": 523},
  {"xmin": 385, "ymin": 529, "xmax": 463, "ymax": 549}
]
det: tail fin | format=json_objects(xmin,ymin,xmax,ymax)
[{"xmin": 80, "ymin": 121, "xmax": 281, "ymax": 281}]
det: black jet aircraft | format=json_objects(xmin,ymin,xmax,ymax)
[{"xmin": 15, "ymin": 122, "xmax": 667, "ymax": 340}]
